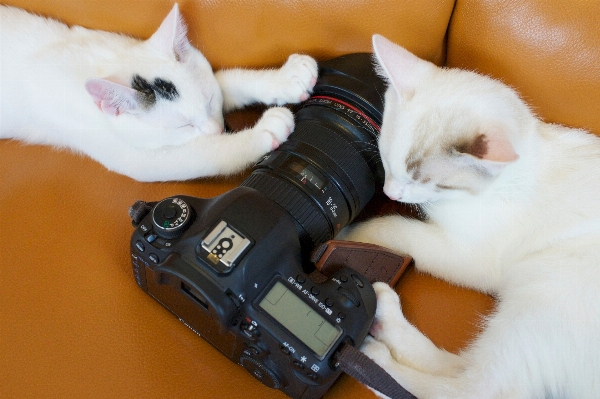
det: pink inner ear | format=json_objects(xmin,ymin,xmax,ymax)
[
  {"xmin": 85, "ymin": 78, "xmax": 139, "ymax": 116},
  {"xmin": 98, "ymin": 100, "xmax": 120, "ymax": 116},
  {"xmin": 148, "ymin": 3, "xmax": 190, "ymax": 61},
  {"xmin": 480, "ymin": 130, "xmax": 519, "ymax": 163},
  {"xmin": 371, "ymin": 34, "xmax": 434, "ymax": 97}
]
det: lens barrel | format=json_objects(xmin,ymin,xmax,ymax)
[{"xmin": 241, "ymin": 53, "xmax": 387, "ymax": 251}]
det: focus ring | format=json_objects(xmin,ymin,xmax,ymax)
[
  {"xmin": 289, "ymin": 121, "xmax": 374, "ymax": 213},
  {"xmin": 241, "ymin": 173, "xmax": 331, "ymax": 247}
]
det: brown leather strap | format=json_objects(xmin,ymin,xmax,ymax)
[
  {"xmin": 312, "ymin": 240, "xmax": 416, "ymax": 398},
  {"xmin": 311, "ymin": 240, "xmax": 412, "ymax": 286}
]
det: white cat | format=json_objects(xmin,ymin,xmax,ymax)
[
  {"xmin": 0, "ymin": 4, "xmax": 318, "ymax": 181},
  {"xmin": 342, "ymin": 35, "xmax": 600, "ymax": 398}
]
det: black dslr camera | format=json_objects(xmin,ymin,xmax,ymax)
[{"xmin": 129, "ymin": 54, "xmax": 387, "ymax": 399}]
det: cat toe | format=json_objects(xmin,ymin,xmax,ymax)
[
  {"xmin": 279, "ymin": 54, "xmax": 318, "ymax": 103},
  {"xmin": 285, "ymin": 54, "xmax": 318, "ymax": 86},
  {"xmin": 372, "ymin": 282, "xmax": 410, "ymax": 338},
  {"xmin": 256, "ymin": 107, "xmax": 295, "ymax": 147},
  {"xmin": 374, "ymin": 282, "xmax": 401, "ymax": 310},
  {"xmin": 361, "ymin": 336, "xmax": 394, "ymax": 368}
]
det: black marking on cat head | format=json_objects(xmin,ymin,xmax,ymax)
[
  {"xmin": 131, "ymin": 75, "xmax": 179, "ymax": 109},
  {"xmin": 455, "ymin": 134, "xmax": 489, "ymax": 159},
  {"xmin": 131, "ymin": 75, "xmax": 156, "ymax": 108},
  {"xmin": 406, "ymin": 158, "xmax": 423, "ymax": 180},
  {"xmin": 153, "ymin": 78, "xmax": 179, "ymax": 101}
]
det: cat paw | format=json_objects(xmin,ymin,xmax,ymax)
[
  {"xmin": 254, "ymin": 107, "xmax": 295, "ymax": 150},
  {"xmin": 370, "ymin": 283, "xmax": 409, "ymax": 340},
  {"xmin": 271, "ymin": 54, "xmax": 318, "ymax": 104},
  {"xmin": 361, "ymin": 336, "xmax": 395, "ymax": 370}
]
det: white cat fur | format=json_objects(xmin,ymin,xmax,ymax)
[
  {"xmin": 343, "ymin": 35, "xmax": 600, "ymax": 398},
  {"xmin": 0, "ymin": 5, "xmax": 318, "ymax": 181}
]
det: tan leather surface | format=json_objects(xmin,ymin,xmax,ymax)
[
  {"xmin": 0, "ymin": 0, "xmax": 524, "ymax": 398},
  {"xmin": 447, "ymin": 0, "xmax": 600, "ymax": 135},
  {"xmin": 1, "ymin": 0, "xmax": 455, "ymax": 67}
]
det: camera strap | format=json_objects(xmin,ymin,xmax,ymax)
[
  {"xmin": 311, "ymin": 240, "xmax": 412, "ymax": 286},
  {"xmin": 334, "ymin": 344, "xmax": 416, "ymax": 399},
  {"xmin": 311, "ymin": 240, "xmax": 417, "ymax": 399}
]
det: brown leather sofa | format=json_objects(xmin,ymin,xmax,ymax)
[{"xmin": 1, "ymin": 1, "xmax": 598, "ymax": 398}]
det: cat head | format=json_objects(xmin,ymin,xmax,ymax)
[
  {"xmin": 372, "ymin": 34, "xmax": 535, "ymax": 204},
  {"xmin": 85, "ymin": 4, "xmax": 223, "ymax": 144}
]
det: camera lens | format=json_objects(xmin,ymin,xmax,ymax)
[{"xmin": 241, "ymin": 53, "xmax": 386, "ymax": 250}]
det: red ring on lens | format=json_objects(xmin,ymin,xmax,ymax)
[{"xmin": 310, "ymin": 95, "xmax": 380, "ymax": 132}]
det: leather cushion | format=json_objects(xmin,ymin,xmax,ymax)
[{"xmin": 447, "ymin": 0, "xmax": 600, "ymax": 135}]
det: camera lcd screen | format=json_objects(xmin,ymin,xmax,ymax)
[{"xmin": 259, "ymin": 281, "xmax": 342, "ymax": 358}]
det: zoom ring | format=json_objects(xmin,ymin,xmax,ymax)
[
  {"xmin": 290, "ymin": 121, "xmax": 374, "ymax": 212},
  {"xmin": 241, "ymin": 173, "xmax": 331, "ymax": 246}
]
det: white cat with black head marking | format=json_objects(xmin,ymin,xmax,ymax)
[
  {"xmin": 0, "ymin": 4, "xmax": 318, "ymax": 181},
  {"xmin": 342, "ymin": 35, "xmax": 600, "ymax": 399}
]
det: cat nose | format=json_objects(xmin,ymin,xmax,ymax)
[
  {"xmin": 383, "ymin": 179, "xmax": 404, "ymax": 201},
  {"xmin": 383, "ymin": 186, "xmax": 401, "ymax": 201},
  {"xmin": 206, "ymin": 118, "xmax": 224, "ymax": 134}
]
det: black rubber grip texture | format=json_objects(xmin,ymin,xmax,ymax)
[
  {"xmin": 241, "ymin": 173, "xmax": 331, "ymax": 247},
  {"xmin": 289, "ymin": 121, "xmax": 375, "ymax": 212}
]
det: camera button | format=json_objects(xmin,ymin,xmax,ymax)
[
  {"xmin": 338, "ymin": 287, "xmax": 360, "ymax": 307},
  {"xmin": 135, "ymin": 241, "xmax": 145, "ymax": 252},
  {"xmin": 241, "ymin": 321, "xmax": 260, "ymax": 339},
  {"xmin": 340, "ymin": 274, "xmax": 348, "ymax": 283},
  {"xmin": 310, "ymin": 286, "xmax": 320, "ymax": 296},
  {"xmin": 292, "ymin": 360, "xmax": 305, "ymax": 370},
  {"xmin": 244, "ymin": 346, "xmax": 261, "ymax": 356},
  {"xmin": 148, "ymin": 253, "xmax": 159, "ymax": 264},
  {"xmin": 351, "ymin": 274, "xmax": 364, "ymax": 288},
  {"xmin": 226, "ymin": 291, "xmax": 241, "ymax": 308},
  {"xmin": 296, "ymin": 275, "xmax": 306, "ymax": 284},
  {"xmin": 280, "ymin": 345, "xmax": 291, "ymax": 355},
  {"xmin": 325, "ymin": 298, "xmax": 334, "ymax": 307},
  {"xmin": 338, "ymin": 311, "xmax": 346, "ymax": 320},
  {"xmin": 145, "ymin": 233, "xmax": 158, "ymax": 243}
]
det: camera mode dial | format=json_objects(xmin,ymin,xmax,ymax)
[{"xmin": 152, "ymin": 197, "xmax": 193, "ymax": 239}]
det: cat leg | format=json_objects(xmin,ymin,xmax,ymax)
[
  {"xmin": 340, "ymin": 215, "xmax": 501, "ymax": 293},
  {"xmin": 91, "ymin": 107, "xmax": 294, "ymax": 181},
  {"xmin": 215, "ymin": 54, "xmax": 318, "ymax": 111},
  {"xmin": 362, "ymin": 336, "xmax": 526, "ymax": 399},
  {"xmin": 369, "ymin": 282, "xmax": 466, "ymax": 377},
  {"xmin": 360, "ymin": 336, "xmax": 472, "ymax": 399},
  {"xmin": 362, "ymin": 297, "xmax": 552, "ymax": 399}
]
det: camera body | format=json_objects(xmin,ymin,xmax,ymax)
[
  {"xmin": 130, "ymin": 53, "xmax": 387, "ymax": 398},
  {"xmin": 130, "ymin": 189, "xmax": 376, "ymax": 399}
]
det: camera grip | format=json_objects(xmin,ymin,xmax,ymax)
[{"xmin": 311, "ymin": 240, "xmax": 412, "ymax": 287}]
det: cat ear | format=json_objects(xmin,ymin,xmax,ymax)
[
  {"xmin": 85, "ymin": 78, "xmax": 141, "ymax": 116},
  {"xmin": 147, "ymin": 4, "xmax": 191, "ymax": 61},
  {"xmin": 461, "ymin": 130, "xmax": 519, "ymax": 163},
  {"xmin": 454, "ymin": 130, "xmax": 519, "ymax": 176},
  {"xmin": 372, "ymin": 34, "xmax": 435, "ymax": 98}
]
